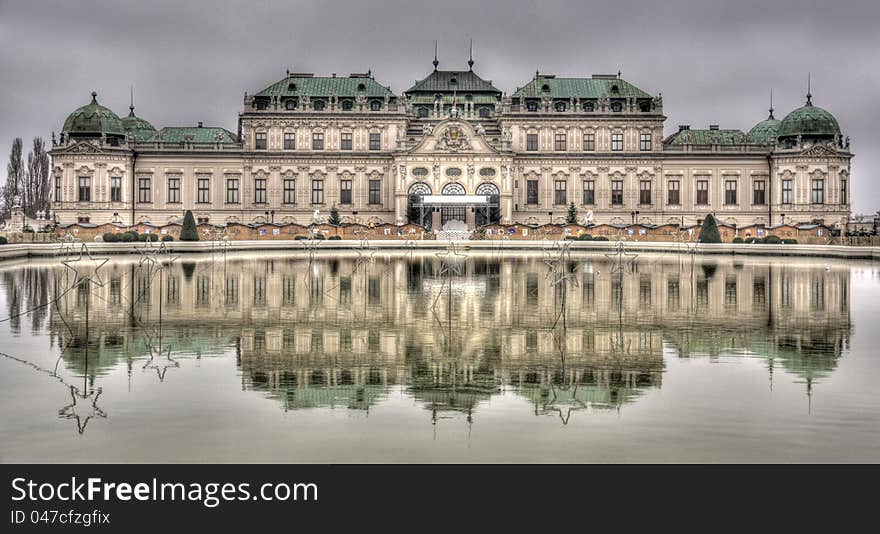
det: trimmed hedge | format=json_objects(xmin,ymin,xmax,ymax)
[
  {"xmin": 578, "ymin": 234, "xmax": 594, "ymax": 241},
  {"xmin": 180, "ymin": 210, "xmax": 199, "ymax": 241},
  {"xmin": 764, "ymin": 235, "xmax": 782, "ymax": 244},
  {"xmin": 732, "ymin": 237, "xmax": 743, "ymax": 243},
  {"xmin": 592, "ymin": 236, "xmax": 609, "ymax": 241},
  {"xmin": 328, "ymin": 235, "xmax": 342, "ymax": 240},
  {"xmin": 698, "ymin": 214, "xmax": 722, "ymax": 243},
  {"xmin": 0, "ymin": 236, "xmax": 7, "ymax": 245},
  {"xmin": 782, "ymin": 238, "xmax": 797, "ymax": 244}
]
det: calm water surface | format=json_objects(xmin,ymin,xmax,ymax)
[{"xmin": 0, "ymin": 247, "xmax": 878, "ymax": 462}]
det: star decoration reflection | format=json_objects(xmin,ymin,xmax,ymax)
[
  {"xmin": 58, "ymin": 385, "xmax": 107, "ymax": 435},
  {"xmin": 61, "ymin": 243, "xmax": 110, "ymax": 288}
]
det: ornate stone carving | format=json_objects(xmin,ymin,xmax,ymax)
[{"xmin": 435, "ymin": 125, "xmax": 471, "ymax": 152}]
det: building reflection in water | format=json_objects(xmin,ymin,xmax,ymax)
[{"xmin": 0, "ymin": 250, "xmax": 851, "ymax": 427}]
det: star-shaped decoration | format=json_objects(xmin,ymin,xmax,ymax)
[
  {"xmin": 435, "ymin": 242, "xmax": 466, "ymax": 277},
  {"xmin": 61, "ymin": 243, "xmax": 110, "ymax": 288},
  {"xmin": 135, "ymin": 239, "xmax": 179, "ymax": 270},
  {"xmin": 58, "ymin": 385, "xmax": 106, "ymax": 435},
  {"xmin": 605, "ymin": 241, "xmax": 639, "ymax": 274},
  {"xmin": 142, "ymin": 343, "xmax": 179, "ymax": 382}
]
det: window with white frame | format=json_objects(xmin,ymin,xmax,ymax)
[
  {"xmin": 226, "ymin": 177, "xmax": 239, "ymax": 204},
  {"xmin": 811, "ymin": 178, "xmax": 825, "ymax": 204},
  {"xmin": 583, "ymin": 180, "xmax": 595, "ymax": 205},
  {"xmin": 639, "ymin": 180, "xmax": 652, "ymax": 205},
  {"xmin": 138, "ymin": 176, "xmax": 151, "ymax": 203},
  {"xmin": 611, "ymin": 133, "xmax": 623, "ymax": 151},
  {"xmin": 554, "ymin": 132, "xmax": 566, "ymax": 151},
  {"xmin": 724, "ymin": 180, "xmax": 737, "ymax": 205},
  {"xmin": 312, "ymin": 132, "xmax": 324, "ymax": 150},
  {"xmin": 667, "ymin": 180, "xmax": 680, "ymax": 205},
  {"xmin": 312, "ymin": 179, "xmax": 324, "ymax": 204},
  {"xmin": 639, "ymin": 132, "xmax": 652, "ymax": 151},
  {"xmin": 283, "ymin": 178, "xmax": 296, "ymax": 204},
  {"xmin": 583, "ymin": 132, "xmax": 595, "ymax": 151},
  {"xmin": 554, "ymin": 180, "xmax": 567, "ymax": 205},
  {"xmin": 526, "ymin": 133, "xmax": 538, "ymax": 151},
  {"xmin": 782, "ymin": 179, "xmax": 793, "ymax": 204},
  {"xmin": 340, "ymin": 179, "xmax": 352, "ymax": 204},
  {"xmin": 340, "ymin": 132, "xmax": 352, "ymax": 150},
  {"xmin": 369, "ymin": 179, "xmax": 381, "ymax": 204},
  {"xmin": 254, "ymin": 132, "xmax": 267, "ymax": 150},
  {"xmin": 283, "ymin": 132, "xmax": 295, "ymax": 150},
  {"xmin": 197, "ymin": 176, "xmax": 211, "ymax": 204},
  {"xmin": 254, "ymin": 178, "xmax": 267, "ymax": 204}
]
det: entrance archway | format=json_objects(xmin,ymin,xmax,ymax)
[
  {"xmin": 407, "ymin": 182, "xmax": 432, "ymax": 228},
  {"xmin": 474, "ymin": 183, "xmax": 500, "ymax": 227},
  {"xmin": 441, "ymin": 183, "xmax": 467, "ymax": 226}
]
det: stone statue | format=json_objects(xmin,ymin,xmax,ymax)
[
  {"xmin": 474, "ymin": 123, "xmax": 485, "ymax": 135},
  {"xmin": 449, "ymin": 106, "xmax": 460, "ymax": 118},
  {"xmin": 583, "ymin": 210, "xmax": 594, "ymax": 225},
  {"xmin": 422, "ymin": 124, "xmax": 433, "ymax": 136},
  {"xmin": 312, "ymin": 208, "xmax": 321, "ymax": 224}
]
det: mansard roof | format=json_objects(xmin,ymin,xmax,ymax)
[
  {"xmin": 254, "ymin": 73, "xmax": 394, "ymax": 98},
  {"xmin": 405, "ymin": 69, "xmax": 501, "ymax": 94},
  {"xmin": 513, "ymin": 74, "xmax": 653, "ymax": 99},
  {"xmin": 155, "ymin": 126, "xmax": 237, "ymax": 144},
  {"xmin": 664, "ymin": 127, "xmax": 747, "ymax": 145}
]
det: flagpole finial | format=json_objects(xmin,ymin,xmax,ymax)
[
  {"xmin": 433, "ymin": 40, "xmax": 439, "ymax": 70},
  {"xmin": 806, "ymin": 73, "xmax": 812, "ymax": 106},
  {"xmin": 769, "ymin": 88, "xmax": 774, "ymax": 118},
  {"xmin": 129, "ymin": 85, "xmax": 135, "ymax": 115},
  {"xmin": 468, "ymin": 39, "xmax": 474, "ymax": 71}
]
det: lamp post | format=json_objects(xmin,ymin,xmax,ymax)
[{"xmin": 630, "ymin": 210, "xmax": 640, "ymax": 225}]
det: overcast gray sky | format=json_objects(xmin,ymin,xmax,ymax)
[{"xmin": 1, "ymin": 0, "xmax": 877, "ymax": 213}]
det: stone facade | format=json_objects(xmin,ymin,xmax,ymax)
[{"xmin": 49, "ymin": 65, "xmax": 853, "ymax": 230}]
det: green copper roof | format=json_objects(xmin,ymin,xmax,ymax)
[
  {"xmin": 512, "ymin": 75, "xmax": 652, "ymax": 99},
  {"xmin": 156, "ymin": 126, "xmax": 237, "ymax": 144},
  {"xmin": 405, "ymin": 69, "xmax": 501, "ymax": 94},
  {"xmin": 255, "ymin": 74, "xmax": 394, "ymax": 98},
  {"xmin": 777, "ymin": 98, "xmax": 840, "ymax": 139},
  {"xmin": 666, "ymin": 128, "xmax": 747, "ymax": 145},
  {"xmin": 62, "ymin": 92, "xmax": 125, "ymax": 136},
  {"xmin": 121, "ymin": 106, "xmax": 157, "ymax": 142},
  {"xmin": 409, "ymin": 94, "xmax": 499, "ymax": 105},
  {"xmin": 747, "ymin": 112, "xmax": 781, "ymax": 145}
]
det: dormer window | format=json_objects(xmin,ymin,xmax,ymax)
[
  {"xmin": 554, "ymin": 101, "xmax": 566, "ymax": 112},
  {"xmin": 341, "ymin": 100, "xmax": 353, "ymax": 111},
  {"xmin": 526, "ymin": 100, "xmax": 538, "ymax": 112},
  {"xmin": 313, "ymin": 99, "xmax": 325, "ymax": 111},
  {"xmin": 449, "ymin": 77, "xmax": 457, "ymax": 85},
  {"xmin": 357, "ymin": 83, "xmax": 366, "ymax": 91},
  {"xmin": 541, "ymin": 84, "xmax": 550, "ymax": 92},
  {"xmin": 370, "ymin": 100, "xmax": 381, "ymax": 111},
  {"xmin": 288, "ymin": 83, "xmax": 296, "ymax": 91},
  {"xmin": 285, "ymin": 99, "xmax": 296, "ymax": 110},
  {"xmin": 583, "ymin": 101, "xmax": 594, "ymax": 112},
  {"xmin": 417, "ymin": 107, "xmax": 429, "ymax": 118},
  {"xmin": 611, "ymin": 101, "xmax": 623, "ymax": 112},
  {"xmin": 639, "ymin": 100, "xmax": 651, "ymax": 112},
  {"xmin": 479, "ymin": 107, "xmax": 490, "ymax": 118},
  {"xmin": 611, "ymin": 84, "xmax": 619, "ymax": 94},
  {"xmin": 256, "ymin": 100, "xmax": 268, "ymax": 110}
]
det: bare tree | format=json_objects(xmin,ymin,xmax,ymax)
[
  {"xmin": 25, "ymin": 137, "xmax": 50, "ymax": 218},
  {"xmin": 3, "ymin": 137, "xmax": 24, "ymax": 219}
]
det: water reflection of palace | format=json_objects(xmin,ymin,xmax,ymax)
[{"xmin": 24, "ymin": 251, "xmax": 851, "ymax": 420}]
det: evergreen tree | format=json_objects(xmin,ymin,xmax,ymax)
[
  {"xmin": 698, "ymin": 213, "xmax": 722, "ymax": 243},
  {"xmin": 179, "ymin": 210, "xmax": 199, "ymax": 241},
  {"xmin": 328, "ymin": 204, "xmax": 341, "ymax": 226},
  {"xmin": 566, "ymin": 202, "xmax": 577, "ymax": 224}
]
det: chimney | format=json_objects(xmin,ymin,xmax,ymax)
[
  {"xmin": 678, "ymin": 124, "xmax": 690, "ymax": 131},
  {"xmin": 197, "ymin": 121, "xmax": 203, "ymax": 128},
  {"xmin": 709, "ymin": 124, "xmax": 719, "ymax": 130}
]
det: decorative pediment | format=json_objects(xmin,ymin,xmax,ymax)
[
  {"xmin": 799, "ymin": 144, "xmax": 840, "ymax": 157},
  {"xmin": 405, "ymin": 119, "xmax": 498, "ymax": 155},
  {"xmin": 810, "ymin": 168, "xmax": 828, "ymax": 179},
  {"xmin": 60, "ymin": 141, "xmax": 103, "ymax": 154},
  {"xmin": 75, "ymin": 165, "xmax": 93, "ymax": 175}
]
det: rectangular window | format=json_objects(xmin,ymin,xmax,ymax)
[
  {"xmin": 526, "ymin": 179, "xmax": 539, "ymax": 205},
  {"xmin": 312, "ymin": 132, "xmax": 324, "ymax": 150},
  {"xmin": 167, "ymin": 176, "xmax": 180, "ymax": 204},
  {"xmin": 583, "ymin": 180, "xmax": 595, "ymax": 205},
  {"xmin": 226, "ymin": 178, "xmax": 239, "ymax": 204},
  {"xmin": 526, "ymin": 133, "xmax": 538, "ymax": 151},
  {"xmin": 283, "ymin": 132, "xmax": 295, "ymax": 150},
  {"xmin": 639, "ymin": 180, "xmax": 652, "ymax": 205},
  {"xmin": 341, "ymin": 132, "xmax": 352, "ymax": 150},
  {"xmin": 138, "ymin": 176, "xmax": 151, "ymax": 203},
  {"xmin": 611, "ymin": 133, "xmax": 623, "ymax": 151},
  {"xmin": 811, "ymin": 178, "xmax": 824, "ymax": 204},
  {"xmin": 254, "ymin": 178, "xmax": 267, "ymax": 204},
  {"xmin": 840, "ymin": 178, "xmax": 847, "ymax": 205},
  {"xmin": 554, "ymin": 132, "xmax": 566, "ymax": 151},
  {"xmin": 283, "ymin": 178, "xmax": 296, "ymax": 204},
  {"xmin": 639, "ymin": 133, "xmax": 652, "ymax": 151},
  {"xmin": 554, "ymin": 180, "xmax": 566, "ymax": 205},
  {"xmin": 110, "ymin": 176, "xmax": 122, "ymax": 202},
  {"xmin": 369, "ymin": 180, "xmax": 381, "ymax": 204},
  {"xmin": 197, "ymin": 177, "xmax": 210, "ymax": 204},
  {"xmin": 724, "ymin": 180, "xmax": 737, "ymax": 205},
  {"xmin": 254, "ymin": 132, "xmax": 267, "ymax": 150},
  {"xmin": 55, "ymin": 176, "xmax": 62, "ymax": 202},
  {"xmin": 78, "ymin": 176, "xmax": 90, "ymax": 202},
  {"xmin": 611, "ymin": 180, "xmax": 623, "ymax": 206},
  {"xmin": 583, "ymin": 133, "xmax": 595, "ymax": 151},
  {"xmin": 753, "ymin": 180, "xmax": 766, "ymax": 205},
  {"xmin": 340, "ymin": 179, "xmax": 352, "ymax": 204},
  {"xmin": 369, "ymin": 132, "xmax": 381, "ymax": 150},
  {"xmin": 782, "ymin": 179, "xmax": 793, "ymax": 204},
  {"xmin": 312, "ymin": 179, "xmax": 324, "ymax": 204},
  {"xmin": 696, "ymin": 179, "xmax": 709, "ymax": 205},
  {"xmin": 667, "ymin": 180, "xmax": 680, "ymax": 205}
]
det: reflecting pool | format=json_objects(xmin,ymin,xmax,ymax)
[{"xmin": 1, "ymin": 247, "xmax": 878, "ymax": 462}]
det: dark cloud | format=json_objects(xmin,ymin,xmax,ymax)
[{"xmin": 1, "ymin": 0, "xmax": 877, "ymax": 213}]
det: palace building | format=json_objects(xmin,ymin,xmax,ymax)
[{"xmin": 49, "ymin": 53, "xmax": 853, "ymax": 231}]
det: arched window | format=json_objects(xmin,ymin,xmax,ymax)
[
  {"xmin": 285, "ymin": 99, "xmax": 297, "ymax": 110},
  {"xmin": 479, "ymin": 107, "xmax": 490, "ymax": 118},
  {"xmin": 313, "ymin": 99, "xmax": 325, "ymax": 111},
  {"xmin": 418, "ymin": 107, "xmax": 429, "ymax": 118},
  {"xmin": 341, "ymin": 100, "xmax": 353, "ymax": 111},
  {"xmin": 370, "ymin": 100, "xmax": 382, "ymax": 111},
  {"xmin": 526, "ymin": 100, "xmax": 538, "ymax": 112},
  {"xmin": 475, "ymin": 183, "xmax": 501, "ymax": 226},
  {"xmin": 541, "ymin": 84, "xmax": 550, "ymax": 92},
  {"xmin": 442, "ymin": 182, "xmax": 466, "ymax": 195},
  {"xmin": 357, "ymin": 83, "xmax": 366, "ymax": 91},
  {"xmin": 475, "ymin": 183, "xmax": 499, "ymax": 195},
  {"xmin": 408, "ymin": 182, "xmax": 432, "ymax": 196},
  {"xmin": 611, "ymin": 101, "xmax": 622, "ymax": 112},
  {"xmin": 555, "ymin": 101, "xmax": 567, "ymax": 112},
  {"xmin": 583, "ymin": 101, "xmax": 594, "ymax": 112}
]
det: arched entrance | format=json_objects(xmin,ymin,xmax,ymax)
[
  {"xmin": 474, "ymin": 182, "xmax": 501, "ymax": 227},
  {"xmin": 441, "ymin": 183, "xmax": 466, "ymax": 226},
  {"xmin": 407, "ymin": 182, "xmax": 432, "ymax": 228}
]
